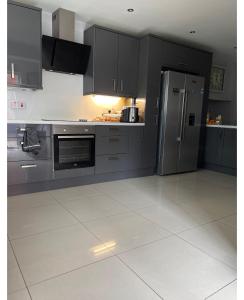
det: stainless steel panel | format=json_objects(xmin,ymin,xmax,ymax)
[
  {"xmin": 52, "ymin": 125, "xmax": 95, "ymax": 134},
  {"xmin": 178, "ymin": 74, "xmax": 204, "ymax": 172},
  {"xmin": 158, "ymin": 71, "xmax": 185, "ymax": 175}
]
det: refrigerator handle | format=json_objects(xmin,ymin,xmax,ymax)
[
  {"xmin": 177, "ymin": 89, "xmax": 186, "ymax": 142},
  {"xmin": 181, "ymin": 90, "xmax": 188, "ymax": 141}
]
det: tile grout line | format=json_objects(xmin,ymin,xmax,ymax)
[
  {"xmin": 175, "ymin": 234, "xmax": 237, "ymax": 271},
  {"xmin": 116, "ymin": 255, "xmax": 164, "ymax": 300},
  {"xmin": 204, "ymin": 278, "xmax": 237, "ymax": 299},
  {"xmin": 27, "ymin": 255, "xmax": 118, "ymax": 288},
  {"xmin": 8, "ymin": 240, "xmax": 33, "ymax": 300}
]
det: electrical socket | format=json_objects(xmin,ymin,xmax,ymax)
[{"xmin": 10, "ymin": 100, "xmax": 26, "ymax": 110}]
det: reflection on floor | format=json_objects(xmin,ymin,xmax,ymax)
[{"xmin": 8, "ymin": 170, "xmax": 237, "ymax": 300}]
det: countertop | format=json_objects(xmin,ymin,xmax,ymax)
[
  {"xmin": 7, "ymin": 120, "xmax": 145, "ymax": 126},
  {"xmin": 206, "ymin": 124, "xmax": 237, "ymax": 129}
]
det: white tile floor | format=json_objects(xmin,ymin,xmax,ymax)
[{"xmin": 7, "ymin": 170, "xmax": 237, "ymax": 300}]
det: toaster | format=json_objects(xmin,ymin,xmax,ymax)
[{"xmin": 120, "ymin": 106, "xmax": 139, "ymax": 123}]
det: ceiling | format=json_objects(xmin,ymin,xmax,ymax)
[{"xmin": 17, "ymin": 0, "xmax": 237, "ymax": 60}]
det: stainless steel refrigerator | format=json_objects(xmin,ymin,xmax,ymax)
[{"xmin": 157, "ymin": 71, "xmax": 205, "ymax": 175}]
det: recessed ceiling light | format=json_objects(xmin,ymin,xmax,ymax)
[
  {"xmin": 127, "ymin": 8, "xmax": 134, "ymax": 12},
  {"xmin": 189, "ymin": 30, "xmax": 196, "ymax": 34}
]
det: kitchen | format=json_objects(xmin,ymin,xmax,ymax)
[{"xmin": 4, "ymin": 0, "xmax": 238, "ymax": 299}]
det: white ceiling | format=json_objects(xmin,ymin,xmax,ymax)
[{"xmin": 17, "ymin": 0, "xmax": 237, "ymax": 59}]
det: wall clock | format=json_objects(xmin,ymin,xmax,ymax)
[{"xmin": 210, "ymin": 65, "xmax": 225, "ymax": 92}]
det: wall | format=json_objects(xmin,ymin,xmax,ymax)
[
  {"xmin": 207, "ymin": 52, "xmax": 237, "ymax": 125},
  {"xmin": 7, "ymin": 11, "xmax": 125, "ymax": 121}
]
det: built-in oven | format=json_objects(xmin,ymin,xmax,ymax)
[{"xmin": 52, "ymin": 125, "xmax": 95, "ymax": 170}]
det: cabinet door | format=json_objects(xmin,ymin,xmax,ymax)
[
  {"xmin": 93, "ymin": 28, "xmax": 118, "ymax": 96},
  {"xmin": 7, "ymin": 2, "xmax": 42, "ymax": 89},
  {"xmin": 221, "ymin": 129, "xmax": 237, "ymax": 169},
  {"xmin": 118, "ymin": 34, "xmax": 138, "ymax": 97},
  {"xmin": 204, "ymin": 128, "xmax": 223, "ymax": 165}
]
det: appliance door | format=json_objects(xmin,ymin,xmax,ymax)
[
  {"xmin": 158, "ymin": 71, "xmax": 186, "ymax": 175},
  {"xmin": 54, "ymin": 134, "xmax": 95, "ymax": 170},
  {"xmin": 178, "ymin": 74, "xmax": 205, "ymax": 172}
]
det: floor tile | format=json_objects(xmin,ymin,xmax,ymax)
[
  {"xmin": 8, "ymin": 241, "xmax": 26, "ymax": 294},
  {"xmin": 119, "ymin": 236, "xmax": 236, "ymax": 300},
  {"xmin": 60, "ymin": 194, "xmax": 129, "ymax": 222},
  {"xmin": 108, "ymin": 188, "xmax": 159, "ymax": 210},
  {"xmin": 84, "ymin": 212, "xmax": 171, "ymax": 253},
  {"xmin": 29, "ymin": 257, "xmax": 161, "ymax": 300},
  {"xmin": 206, "ymin": 280, "xmax": 237, "ymax": 299},
  {"xmin": 12, "ymin": 224, "xmax": 113, "ymax": 285},
  {"xmin": 219, "ymin": 215, "xmax": 237, "ymax": 228},
  {"xmin": 8, "ymin": 204, "xmax": 78, "ymax": 239},
  {"xmin": 179, "ymin": 221, "xmax": 237, "ymax": 268},
  {"xmin": 136, "ymin": 202, "xmax": 204, "ymax": 233},
  {"xmin": 8, "ymin": 192, "xmax": 57, "ymax": 211},
  {"xmin": 50, "ymin": 184, "xmax": 102, "ymax": 202},
  {"xmin": 8, "ymin": 289, "xmax": 31, "ymax": 300}
]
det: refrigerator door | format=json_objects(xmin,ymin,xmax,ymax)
[
  {"xmin": 158, "ymin": 71, "xmax": 186, "ymax": 175},
  {"xmin": 178, "ymin": 74, "xmax": 205, "ymax": 172}
]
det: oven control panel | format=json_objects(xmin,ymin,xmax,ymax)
[{"xmin": 52, "ymin": 125, "xmax": 95, "ymax": 135}]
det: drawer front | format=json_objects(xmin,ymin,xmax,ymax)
[
  {"xmin": 96, "ymin": 126, "xmax": 129, "ymax": 136},
  {"xmin": 95, "ymin": 154, "xmax": 129, "ymax": 174},
  {"xmin": 7, "ymin": 137, "xmax": 52, "ymax": 161},
  {"xmin": 96, "ymin": 135, "xmax": 129, "ymax": 155},
  {"xmin": 8, "ymin": 124, "xmax": 51, "ymax": 137},
  {"xmin": 8, "ymin": 160, "xmax": 52, "ymax": 185}
]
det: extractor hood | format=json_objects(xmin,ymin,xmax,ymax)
[{"xmin": 42, "ymin": 8, "xmax": 91, "ymax": 75}]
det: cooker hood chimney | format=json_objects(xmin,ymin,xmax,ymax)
[{"xmin": 52, "ymin": 8, "xmax": 75, "ymax": 42}]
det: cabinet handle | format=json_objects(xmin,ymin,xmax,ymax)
[
  {"xmin": 11, "ymin": 63, "xmax": 15, "ymax": 79},
  {"xmin": 108, "ymin": 157, "xmax": 119, "ymax": 161},
  {"xmin": 112, "ymin": 79, "xmax": 116, "ymax": 91},
  {"xmin": 120, "ymin": 80, "xmax": 123, "ymax": 92},
  {"xmin": 21, "ymin": 164, "xmax": 37, "ymax": 169}
]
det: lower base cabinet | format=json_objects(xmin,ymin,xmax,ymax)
[{"xmin": 204, "ymin": 127, "xmax": 236, "ymax": 174}]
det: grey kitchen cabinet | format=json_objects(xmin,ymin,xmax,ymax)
[
  {"xmin": 7, "ymin": 1, "xmax": 42, "ymax": 89},
  {"xmin": 84, "ymin": 26, "xmax": 138, "ymax": 97},
  {"xmin": 204, "ymin": 127, "xmax": 223, "ymax": 165},
  {"xmin": 8, "ymin": 160, "xmax": 52, "ymax": 185},
  {"xmin": 95, "ymin": 125, "xmax": 145, "ymax": 174},
  {"xmin": 95, "ymin": 154, "xmax": 130, "ymax": 174},
  {"xmin": 221, "ymin": 129, "xmax": 237, "ymax": 169},
  {"xmin": 127, "ymin": 127, "xmax": 144, "ymax": 170},
  {"xmin": 117, "ymin": 34, "xmax": 139, "ymax": 97},
  {"xmin": 204, "ymin": 127, "xmax": 237, "ymax": 174},
  {"xmin": 96, "ymin": 135, "xmax": 129, "ymax": 155}
]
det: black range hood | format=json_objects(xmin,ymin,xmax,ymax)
[{"xmin": 42, "ymin": 35, "xmax": 91, "ymax": 75}]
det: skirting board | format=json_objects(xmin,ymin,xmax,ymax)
[
  {"xmin": 204, "ymin": 163, "xmax": 236, "ymax": 176},
  {"xmin": 7, "ymin": 168, "xmax": 154, "ymax": 196}
]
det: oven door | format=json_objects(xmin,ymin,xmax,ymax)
[{"xmin": 53, "ymin": 134, "xmax": 95, "ymax": 170}]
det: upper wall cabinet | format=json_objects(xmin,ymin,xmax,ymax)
[
  {"xmin": 7, "ymin": 1, "xmax": 42, "ymax": 89},
  {"xmin": 84, "ymin": 26, "xmax": 139, "ymax": 98}
]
